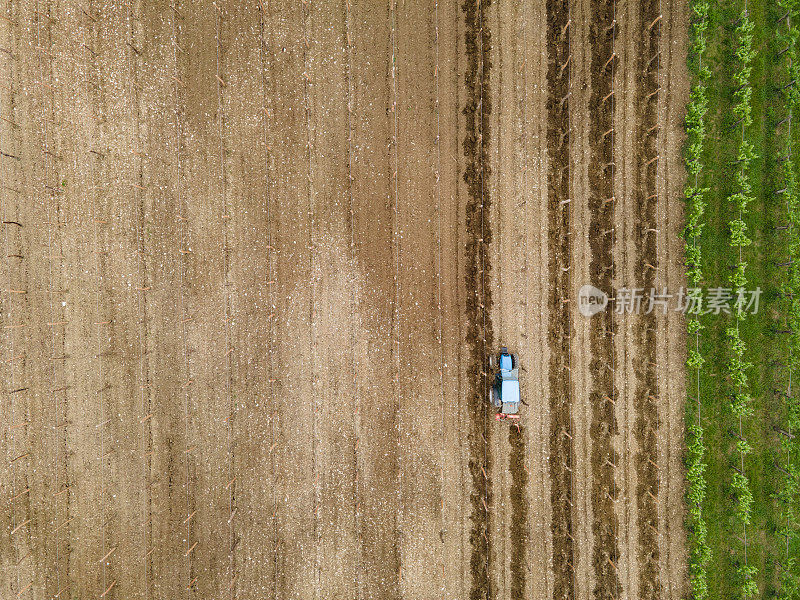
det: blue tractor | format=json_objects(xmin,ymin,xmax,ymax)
[{"xmin": 488, "ymin": 347, "xmax": 520, "ymax": 421}]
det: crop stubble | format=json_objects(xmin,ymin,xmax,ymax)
[
  {"xmin": 585, "ymin": 0, "xmax": 622, "ymax": 598},
  {"xmin": 631, "ymin": 2, "xmax": 662, "ymax": 599},
  {"xmin": 545, "ymin": 1, "xmax": 576, "ymax": 599}
]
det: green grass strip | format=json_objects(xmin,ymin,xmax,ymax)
[
  {"xmin": 684, "ymin": 1, "xmax": 712, "ymax": 599},
  {"xmin": 776, "ymin": 2, "xmax": 800, "ymax": 597},
  {"xmin": 726, "ymin": 5, "xmax": 759, "ymax": 598}
]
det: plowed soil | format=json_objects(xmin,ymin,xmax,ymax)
[{"xmin": 0, "ymin": 1, "xmax": 687, "ymax": 599}]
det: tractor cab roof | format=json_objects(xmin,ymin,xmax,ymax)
[{"xmin": 501, "ymin": 378, "xmax": 520, "ymax": 405}]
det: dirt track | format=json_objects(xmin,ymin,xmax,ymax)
[{"xmin": 1, "ymin": 1, "xmax": 687, "ymax": 599}]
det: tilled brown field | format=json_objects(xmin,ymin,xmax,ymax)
[{"xmin": 1, "ymin": 1, "xmax": 687, "ymax": 599}]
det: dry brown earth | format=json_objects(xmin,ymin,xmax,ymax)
[{"xmin": 0, "ymin": 1, "xmax": 687, "ymax": 599}]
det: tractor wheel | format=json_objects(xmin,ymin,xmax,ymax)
[
  {"xmin": 488, "ymin": 354, "xmax": 495, "ymax": 370},
  {"xmin": 489, "ymin": 387, "xmax": 501, "ymax": 408}
]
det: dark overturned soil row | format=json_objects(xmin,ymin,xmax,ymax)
[
  {"xmin": 545, "ymin": 1, "xmax": 575, "ymax": 598},
  {"xmin": 464, "ymin": 1, "xmax": 494, "ymax": 599},
  {"xmin": 634, "ymin": 2, "xmax": 661, "ymax": 598},
  {"xmin": 508, "ymin": 424, "xmax": 528, "ymax": 599},
  {"xmin": 587, "ymin": 1, "xmax": 622, "ymax": 599}
]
